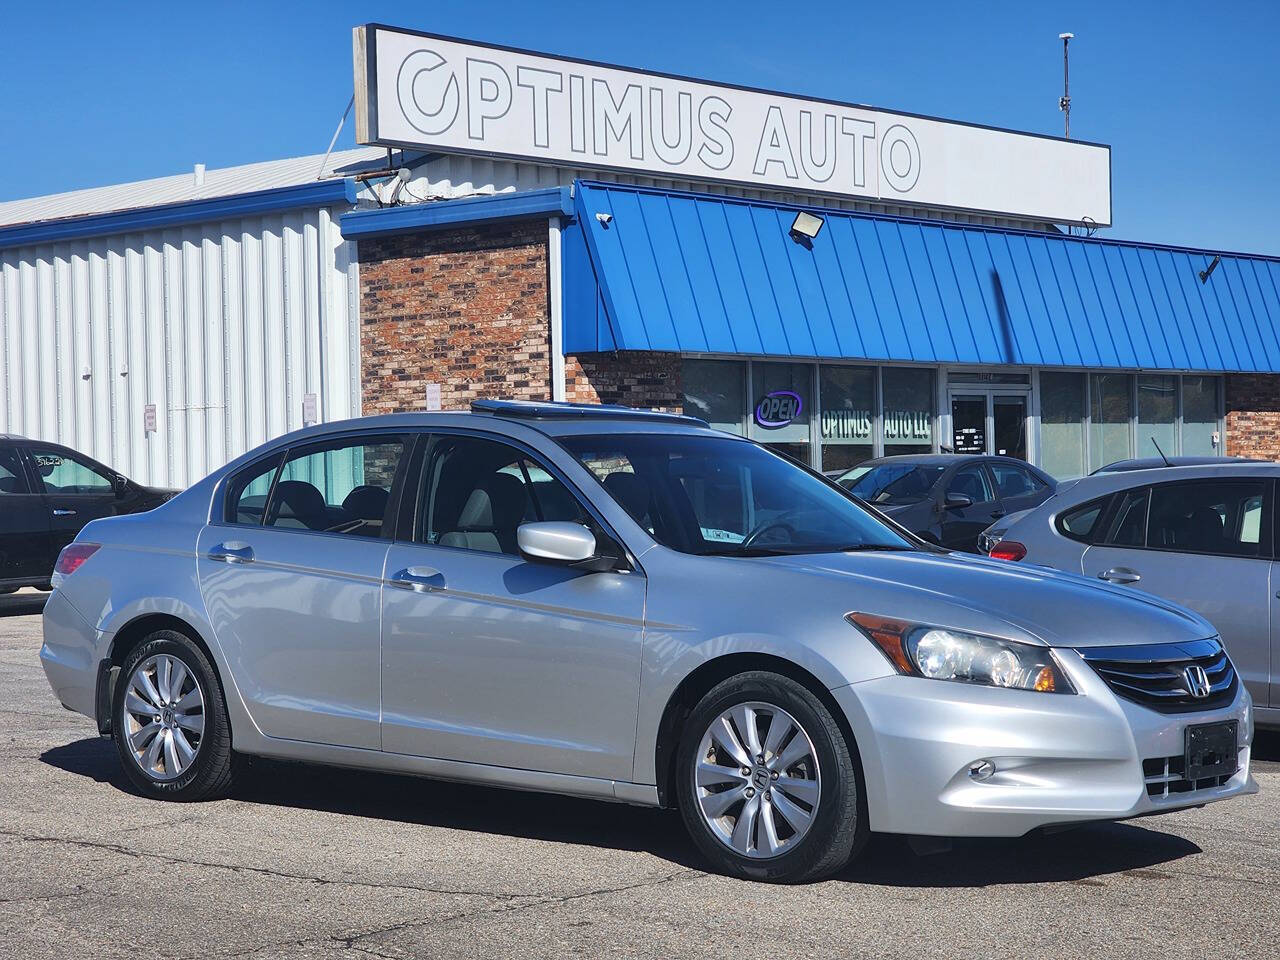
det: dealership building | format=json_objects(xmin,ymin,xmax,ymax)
[{"xmin": 3, "ymin": 23, "xmax": 1280, "ymax": 488}]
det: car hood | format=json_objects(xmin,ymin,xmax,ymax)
[{"xmin": 764, "ymin": 548, "xmax": 1214, "ymax": 649}]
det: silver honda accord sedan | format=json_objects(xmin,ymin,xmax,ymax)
[{"xmin": 40, "ymin": 400, "xmax": 1257, "ymax": 883}]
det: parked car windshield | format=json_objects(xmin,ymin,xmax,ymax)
[
  {"xmin": 560, "ymin": 433, "xmax": 913, "ymax": 556},
  {"xmin": 838, "ymin": 463, "xmax": 946, "ymax": 505}
]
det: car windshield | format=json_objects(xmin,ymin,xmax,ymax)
[
  {"xmin": 840, "ymin": 463, "xmax": 945, "ymax": 504},
  {"xmin": 560, "ymin": 433, "xmax": 913, "ymax": 556}
]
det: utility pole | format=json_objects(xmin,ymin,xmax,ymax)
[{"xmin": 1059, "ymin": 33, "xmax": 1074, "ymax": 138}]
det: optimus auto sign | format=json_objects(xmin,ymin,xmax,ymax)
[{"xmin": 354, "ymin": 25, "xmax": 1111, "ymax": 226}]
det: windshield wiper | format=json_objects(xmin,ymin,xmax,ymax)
[
  {"xmin": 697, "ymin": 544, "xmax": 802, "ymax": 557},
  {"xmin": 835, "ymin": 543, "xmax": 915, "ymax": 552}
]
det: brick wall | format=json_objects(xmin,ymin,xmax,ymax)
[
  {"xmin": 358, "ymin": 220, "xmax": 553, "ymax": 414},
  {"xmin": 1226, "ymin": 373, "xmax": 1280, "ymax": 459},
  {"xmin": 565, "ymin": 352, "xmax": 684, "ymax": 411},
  {"xmin": 356, "ymin": 220, "xmax": 688, "ymax": 418}
]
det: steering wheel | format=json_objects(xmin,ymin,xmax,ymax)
[{"xmin": 740, "ymin": 511, "xmax": 802, "ymax": 549}]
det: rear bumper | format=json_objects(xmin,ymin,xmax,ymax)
[
  {"xmin": 39, "ymin": 588, "xmax": 106, "ymax": 720},
  {"xmin": 834, "ymin": 650, "xmax": 1256, "ymax": 838}
]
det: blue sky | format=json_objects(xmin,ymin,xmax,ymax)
[{"xmin": 6, "ymin": 1, "xmax": 1278, "ymax": 254}]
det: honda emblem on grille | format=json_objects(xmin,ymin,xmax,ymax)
[{"xmin": 1183, "ymin": 664, "xmax": 1211, "ymax": 699}]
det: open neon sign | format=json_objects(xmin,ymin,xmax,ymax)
[{"xmin": 755, "ymin": 390, "xmax": 803, "ymax": 428}]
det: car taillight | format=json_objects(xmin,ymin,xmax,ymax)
[
  {"xmin": 988, "ymin": 540, "xmax": 1027, "ymax": 562},
  {"xmin": 54, "ymin": 543, "xmax": 100, "ymax": 577}
]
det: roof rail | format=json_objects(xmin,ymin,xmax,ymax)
[{"xmin": 470, "ymin": 398, "xmax": 709, "ymax": 427}]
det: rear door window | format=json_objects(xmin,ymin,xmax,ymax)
[
  {"xmin": 264, "ymin": 436, "xmax": 407, "ymax": 538},
  {"xmin": 1103, "ymin": 488, "xmax": 1150, "ymax": 547},
  {"xmin": 1146, "ymin": 479, "xmax": 1268, "ymax": 558},
  {"xmin": 990, "ymin": 463, "xmax": 1046, "ymax": 499}
]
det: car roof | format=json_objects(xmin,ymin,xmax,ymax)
[
  {"xmin": 1093, "ymin": 456, "xmax": 1262, "ymax": 473},
  {"xmin": 853, "ymin": 454, "xmax": 1036, "ymax": 468},
  {"xmin": 223, "ymin": 403, "xmax": 729, "ymax": 449},
  {"xmin": 1053, "ymin": 461, "xmax": 1280, "ymax": 501}
]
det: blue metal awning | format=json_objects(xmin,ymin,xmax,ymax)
[{"xmin": 563, "ymin": 180, "xmax": 1280, "ymax": 372}]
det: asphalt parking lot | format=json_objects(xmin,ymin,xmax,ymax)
[{"xmin": 2, "ymin": 590, "xmax": 1278, "ymax": 960}]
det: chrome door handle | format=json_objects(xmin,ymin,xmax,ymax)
[
  {"xmin": 52, "ymin": 508, "xmax": 77, "ymax": 517},
  {"xmin": 209, "ymin": 542, "xmax": 255, "ymax": 564},
  {"xmin": 389, "ymin": 566, "xmax": 444, "ymax": 591},
  {"xmin": 1099, "ymin": 567, "xmax": 1140, "ymax": 585}
]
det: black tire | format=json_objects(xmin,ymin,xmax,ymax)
[
  {"xmin": 112, "ymin": 629, "xmax": 241, "ymax": 801},
  {"xmin": 674, "ymin": 671, "xmax": 866, "ymax": 883}
]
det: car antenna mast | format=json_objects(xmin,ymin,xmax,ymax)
[{"xmin": 1150, "ymin": 437, "xmax": 1172, "ymax": 467}]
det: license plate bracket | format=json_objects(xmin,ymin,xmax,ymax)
[{"xmin": 1184, "ymin": 720, "xmax": 1238, "ymax": 782}]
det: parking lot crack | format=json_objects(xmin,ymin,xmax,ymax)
[
  {"xmin": 0, "ymin": 827, "xmax": 548, "ymax": 900},
  {"xmin": 203, "ymin": 867, "xmax": 706, "ymax": 960}
]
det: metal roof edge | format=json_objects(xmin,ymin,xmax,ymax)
[
  {"xmin": 573, "ymin": 179, "xmax": 1280, "ymax": 266},
  {"xmin": 339, "ymin": 186, "xmax": 575, "ymax": 241},
  {"xmin": 0, "ymin": 178, "xmax": 358, "ymax": 251}
]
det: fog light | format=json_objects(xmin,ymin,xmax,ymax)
[{"xmin": 968, "ymin": 760, "xmax": 996, "ymax": 782}]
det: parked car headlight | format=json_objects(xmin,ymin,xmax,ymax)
[{"xmin": 847, "ymin": 613, "xmax": 1074, "ymax": 693}]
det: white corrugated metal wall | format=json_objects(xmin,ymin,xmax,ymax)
[{"xmin": 0, "ymin": 204, "xmax": 360, "ymax": 489}]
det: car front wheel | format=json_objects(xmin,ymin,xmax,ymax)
[
  {"xmin": 675, "ymin": 671, "xmax": 866, "ymax": 883},
  {"xmin": 113, "ymin": 629, "xmax": 240, "ymax": 800}
]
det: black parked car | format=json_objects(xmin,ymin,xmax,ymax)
[
  {"xmin": 833, "ymin": 454, "xmax": 1056, "ymax": 552},
  {"xmin": 0, "ymin": 435, "xmax": 176, "ymax": 592}
]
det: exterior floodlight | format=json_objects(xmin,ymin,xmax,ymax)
[
  {"xmin": 790, "ymin": 211, "xmax": 824, "ymax": 241},
  {"xmin": 1059, "ymin": 32, "xmax": 1074, "ymax": 39}
]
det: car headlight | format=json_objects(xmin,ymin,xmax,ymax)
[{"xmin": 847, "ymin": 613, "xmax": 1074, "ymax": 693}]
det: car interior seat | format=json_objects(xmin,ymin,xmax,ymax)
[
  {"xmin": 440, "ymin": 472, "xmax": 528, "ymax": 553},
  {"xmin": 270, "ymin": 480, "xmax": 328, "ymax": 530}
]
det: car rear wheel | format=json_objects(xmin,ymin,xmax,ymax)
[
  {"xmin": 675, "ymin": 671, "xmax": 866, "ymax": 883},
  {"xmin": 113, "ymin": 630, "xmax": 240, "ymax": 800}
]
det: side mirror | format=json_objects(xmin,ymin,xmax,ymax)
[
  {"xmin": 111, "ymin": 473, "xmax": 129, "ymax": 497},
  {"xmin": 517, "ymin": 521, "xmax": 599, "ymax": 565},
  {"xmin": 944, "ymin": 492, "xmax": 973, "ymax": 510}
]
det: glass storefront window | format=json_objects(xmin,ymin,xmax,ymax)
[
  {"xmin": 750, "ymin": 362, "xmax": 812, "ymax": 463},
  {"xmin": 819, "ymin": 365, "xmax": 874, "ymax": 472},
  {"xmin": 881, "ymin": 368, "xmax": 935, "ymax": 456},
  {"xmin": 681, "ymin": 359, "xmax": 746, "ymax": 435},
  {"xmin": 1182, "ymin": 375, "xmax": 1221, "ymax": 456},
  {"xmin": 1039, "ymin": 372, "xmax": 1085, "ymax": 478},
  {"xmin": 1137, "ymin": 374, "xmax": 1177, "ymax": 460},
  {"xmin": 1089, "ymin": 373, "xmax": 1133, "ymax": 471}
]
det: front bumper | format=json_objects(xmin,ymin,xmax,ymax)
[{"xmin": 833, "ymin": 647, "xmax": 1257, "ymax": 838}]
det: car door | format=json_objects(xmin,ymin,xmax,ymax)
[
  {"xmin": 196, "ymin": 432, "xmax": 411, "ymax": 749},
  {"xmin": 939, "ymin": 463, "xmax": 1005, "ymax": 551},
  {"xmin": 1081, "ymin": 476, "xmax": 1271, "ymax": 706},
  {"xmin": 0, "ymin": 443, "xmax": 52, "ymax": 584},
  {"xmin": 380, "ymin": 430, "xmax": 646, "ymax": 781},
  {"xmin": 27, "ymin": 443, "xmax": 126, "ymax": 558}
]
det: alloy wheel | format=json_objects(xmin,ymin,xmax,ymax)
[
  {"xmin": 121, "ymin": 653, "xmax": 205, "ymax": 782},
  {"xmin": 692, "ymin": 701, "xmax": 821, "ymax": 859}
]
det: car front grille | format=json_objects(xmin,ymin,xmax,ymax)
[
  {"xmin": 1075, "ymin": 638, "xmax": 1237, "ymax": 713},
  {"xmin": 1142, "ymin": 755, "xmax": 1236, "ymax": 799}
]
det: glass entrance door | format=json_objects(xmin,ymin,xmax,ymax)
[
  {"xmin": 992, "ymin": 396, "xmax": 1027, "ymax": 459},
  {"xmin": 950, "ymin": 395, "xmax": 988, "ymax": 454},
  {"xmin": 949, "ymin": 392, "xmax": 1029, "ymax": 460}
]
